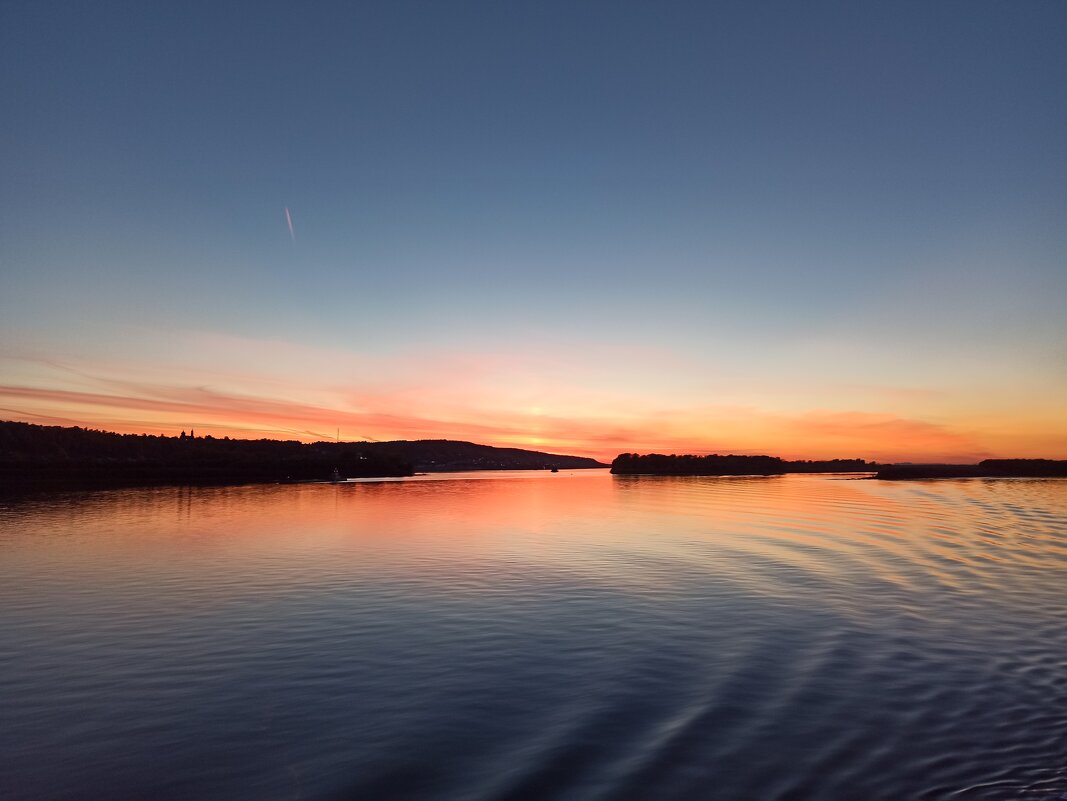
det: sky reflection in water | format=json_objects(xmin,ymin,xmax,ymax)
[{"xmin": 2, "ymin": 471, "xmax": 1066, "ymax": 801}]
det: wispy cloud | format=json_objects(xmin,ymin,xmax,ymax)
[
  {"xmin": 0, "ymin": 333, "xmax": 1057, "ymax": 462},
  {"xmin": 0, "ymin": 377, "xmax": 999, "ymax": 463}
]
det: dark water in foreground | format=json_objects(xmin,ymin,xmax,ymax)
[{"xmin": 2, "ymin": 471, "xmax": 1066, "ymax": 801}]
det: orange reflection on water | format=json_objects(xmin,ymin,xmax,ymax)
[{"xmin": 4, "ymin": 472, "xmax": 1066, "ymax": 611}]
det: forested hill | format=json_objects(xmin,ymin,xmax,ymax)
[
  {"xmin": 360, "ymin": 439, "xmax": 606, "ymax": 471},
  {"xmin": 0, "ymin": 421, "xmax": 605, "ymax": 493},
  {"xmin": 0, "ymin": 421, "xmax": 413, "ymax": 492}
]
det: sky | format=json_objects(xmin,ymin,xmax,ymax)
[{"xmin": 2, "ymin": 1, "xmax": 1065, "ymax": 463}]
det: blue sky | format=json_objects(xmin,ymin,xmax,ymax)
[{"xmin": 2, "ymin": 1, "xmax": 1065, "ymax": 459}]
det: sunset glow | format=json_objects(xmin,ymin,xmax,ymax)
[
  {"xmin": 2, "ymin": 3, "xmax": 1065, "ymax": 464},
  {"xmin": 2, "ymin": 334, "xmax": 1064, "ymax": 463},
  {"xmin": 4, "ymin": 6, "xmax": 1067, "ymax": 799}
]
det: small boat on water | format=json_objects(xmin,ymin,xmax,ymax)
[{"xmin": 331, "ymin": 468, "xmax": 345, "ymax": 482}]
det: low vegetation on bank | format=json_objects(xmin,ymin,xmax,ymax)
[
  {"xmin": 610, "ymin": 453, "xmax": 872, "ymax": 475},
  {"xmin": 875, "ymin": 460, "xmax": 1067, "ymax": 479},
  {"xmin": 610, "ymin": 452, "xmax": 1067, "ymax": 479}
]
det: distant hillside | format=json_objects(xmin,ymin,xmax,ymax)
[
  {"xmin": 361, "ymin": 439, "xmax": 606, "ymax": 472},
  {"xmin": 0, "ymin": 421, "xmax": 605, "ymax": 493}
]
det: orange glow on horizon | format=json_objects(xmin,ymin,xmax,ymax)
[
  {"xmin": 3, "ymin": 381, "xmax": 1063, "ymax": 464},
  {"xmin": 3, "ymin": 349, "xmax": 1065, "ymax": 465}
]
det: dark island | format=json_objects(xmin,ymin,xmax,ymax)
[
  {"xmin": 610, "ymin": 453, "xmax": 873, "ymax": 475},
  {"xmin": 0, "ymin": 421, "xmax": 606, "ymax": 494},
  {"xmin": 610, "ymin": 452, "xmax": 1067, "ymax": 479}
]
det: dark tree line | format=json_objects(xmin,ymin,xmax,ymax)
[
  {"xmin": 979, "ymin": 459, "xmax": 1067, "ymax": 476},
  {"xmin": 611, "ymin": 451, "xmax": 1067, "ymax": 479},
  {"xmin": 611, "ymin": 453, "xmax": 788, "ymax": 475},
  {"xmin": 0, "ymin": 421, "xmax": 412, "ymax": 493},
  {"xmin": 877, "ymin": 459, "xmax": 1067, "ymax": 480},
  {"xmin": 610, "ymin": 453, "xmax": 874, "ymax": 475}
]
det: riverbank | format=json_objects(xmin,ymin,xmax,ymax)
[
  {"xmin": 875, "ymin": 460, "xmax": 1067, "ymax": 480},
  {"xmin": 0, "ymin": 421, "xmax": 606, "ymax": 494},
  {"xmin": 608, "ymin": 452, "xmax": 1067, "ymax": 480},
  {"xmin": 0, "ymin": 421, "xmax": 413, "ymax": 494}
]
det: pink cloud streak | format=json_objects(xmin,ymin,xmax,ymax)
[{"xmin": 0, "ymin": 378, "xmax": 1005, "ymax": 463}]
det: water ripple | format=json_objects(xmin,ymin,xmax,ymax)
[{"xmin": 1, "ymin": 473, "xmax": 1066, "ymax": 800}]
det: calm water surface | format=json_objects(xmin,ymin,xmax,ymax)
[{"xmin": 2, "ymin": 471, "xmax": 1066, "ymax": 800}]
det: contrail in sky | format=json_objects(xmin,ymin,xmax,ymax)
[{"xmin": 285, "ymin": 207, "xmax": 295, "ymax": 242}]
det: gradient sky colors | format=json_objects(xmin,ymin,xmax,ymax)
[{"xmin": 2, "ymin": 2, "xmax": 1066, "ymax": 462}]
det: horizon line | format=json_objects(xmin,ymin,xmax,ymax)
[{"xmin": 2, "ymin": 418, "xmax": 1042, "ymax": 466}]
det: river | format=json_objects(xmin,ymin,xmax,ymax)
[{"xmin": 2, "ymin": 470, "xmax": 1066, "ymax": 800}]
